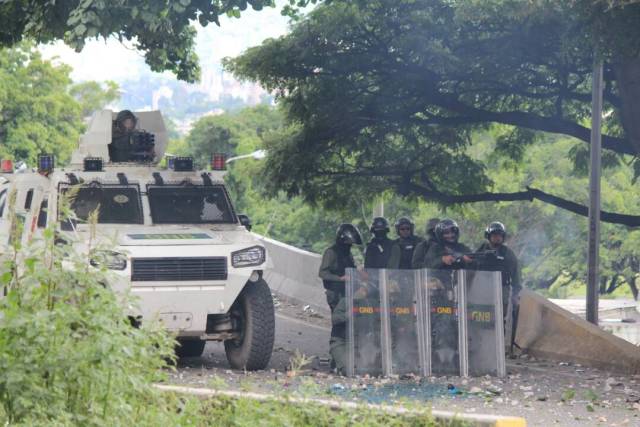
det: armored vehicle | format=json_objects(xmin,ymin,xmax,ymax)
[{"xmin": 0, "ymin": 110, "xmax": 275, "ymax": 370}]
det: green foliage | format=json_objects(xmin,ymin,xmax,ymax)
[
  {"xmin": 0, "ymin": 44, "xmax": 84, "ymax": 165},
  {"xmin": 70, "ymin": 80, "xmax": 120, "ymax": 117},
  {"xmin": 225, "ymin": 0, "xmax": 640, "ymax": 210},
  {"xmin": 185, "ymin": 105, "xmax": 282, "ymax": 167},
  {"xmin": 0, "ymin": 192, "xmax": 182, "ymax": 425},
  {"xmin": 196, "ymin": 394, "xmax": 453, "ymax": 426},
  {"xmin": 0, "ymin": 0, "xmax": 326, "ymax": 82}
]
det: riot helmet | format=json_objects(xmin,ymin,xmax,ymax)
[
  {"xmin": 336, "ymin": 223, "xmax": 363, "ymax": 246},
  {"xmin": 425, "ymin": 217, "xmax": 440, "ymax": 238},
  {"xmin": 370, "ymin": 217, "xmax": 390, "ymax": 239},
  {"xmin": 115, "ymin": 110, "xmax": 137, "ymax": 132},
  {"xmin": 485, "ymin": 221, "xmax": 506, "ymax": 240},
  {"xmin": 395, "ymin": 217, "xmax": 414, "ymax": 235},
  {"xmin": 435, "ymin": 219, "xmax": 460, "ymax": 244}
]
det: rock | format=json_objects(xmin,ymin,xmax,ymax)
[
  {"xmin": 524, "ymin": 392, "xmax": 534, "ymax": 399},
  {"xmin": 469, "ymin": 386, "xmax": 482, "ymax": 394},
  {"xmin": 537, "ymin": 396, "xmax": 548, "ymax": 401}
]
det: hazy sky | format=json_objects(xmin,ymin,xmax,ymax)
[{"xmin": 40, "ymin": 5, "xmax": 292, "ymax": 83}]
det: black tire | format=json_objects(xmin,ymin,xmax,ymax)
[
  {"xmin": 224, "ymin": 278, "xmax": 275, "ymax": 370},
  {"xmin": 175, "ymin": 339, "xmax": 206, "ymax": 358}
]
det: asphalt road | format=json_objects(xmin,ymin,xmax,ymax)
[{"xmin": 168, "ymin": 295, "xmax": 640, "ymax": 427}]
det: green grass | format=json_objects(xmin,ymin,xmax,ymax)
[{"xmin": 189, "ymin": 394, "xmax": 468, "ymax": 427}]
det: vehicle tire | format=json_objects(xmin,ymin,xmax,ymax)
[
  {"xmin": 175, "ymin": 339, "xmax": 206, "ymax": 358},
  {"xmin": 224, "ymin": 278, "xmax": 275, "ymax": 370}
]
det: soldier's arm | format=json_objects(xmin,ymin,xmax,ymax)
[
  {"xmin": 411, "ymin": 241, "xmax": 426, "ymax": 269},
  {"xmin": 424, "ymin": 245, "xmax": 444, "ymax": 269},
  {"xmin": 387, "ymin": 242, "xmax": 401, "ymax": 269},
  {"xmin": 319, "ymin": 248, "xmax": 343, "ymax": 281}
]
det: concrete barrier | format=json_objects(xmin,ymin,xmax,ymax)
[
  {"xmin": 516, "ymin": 289, "xmax": 640, "ymax": 374},
  {"xmin": 257, "ymin": 234, "xmax": 328, "ymax": 313}
]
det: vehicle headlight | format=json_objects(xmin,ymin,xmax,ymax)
[
  {"xmin": 231, "ymin": 246, "xmax": 265, "ymax": 268},
  {"xmin": 89, "ymin": 251, "xmax": 127, "ymax": 271}
]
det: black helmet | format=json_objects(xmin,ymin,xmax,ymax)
[
  {"xmin": 336, "ymin": 224, "xmax": 363, "ymax": 245},
  {"xmin": 434, "ymin": 219, "xmax": 460, "ymax": 243},
  {"xmin": 115, "ymin": 110, "xmax": 137, "ymax": 130},
  {"xmin": 370, "ymin": 217, "xmax": 390, "ymax": 233},
  {"xmin": 485, "ymin": 221, "xmax": 506, "ymax": 240},
  {"xmin": 426, "ymin": 217, "xmax": 440, "ymax": 236},
  {"xmin": 394, "ymin": 217, "xmax": 414, "ymax": 235}
]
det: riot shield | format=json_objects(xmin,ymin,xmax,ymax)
[
  {"xmin": 426, "ymin": 269, "xmax": 463, "ymax": 376},
  {"xmin": 346, "ymin": 268, "xmax": 383, "ymax": 376},
  {"xmin": 382, "ymin": 269, "xmax": 424, "ymax": 376},
  {"xmin": 464, "ymin": 270, "xmax": 506, "ymax": 377}
]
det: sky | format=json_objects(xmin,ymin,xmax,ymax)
[{"xmin": 39, "ymin": 4, "xmax": 292, "ymax": 83}]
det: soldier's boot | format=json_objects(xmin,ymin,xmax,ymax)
[{"xmin": 329, "ymin": 336, "xmax": 347, "ymax": 375}]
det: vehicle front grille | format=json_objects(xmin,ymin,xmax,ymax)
[{"xmin": 131, "ymin": 257, "xmax": 227, "ymax": 282}]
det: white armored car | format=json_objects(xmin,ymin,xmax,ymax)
[{"xmin": 0, "ymin": 110, "xmax": 275, "ymax": 370}]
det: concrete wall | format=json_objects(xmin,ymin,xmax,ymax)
[
  {"xmin": 516, "ymin": 289, "xmax": 640, "ymax": 374},
  {"xmin": 257, "ymin": 234, "xmax": 328, "ymax": 313}
]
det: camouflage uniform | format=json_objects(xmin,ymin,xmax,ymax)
[
  {"xmin": 424, "ymin": 240, "xmax": 474, "ymax": 375},
  {"xmin": 318, "ymin": 243, "xmax": 355, "ymax": 372},
  {"xmin": 411, "ymin": 236, "xmax": 437, "ymax": 269},
  {"xmin": 395, "ymin": 235, "xmax": 424, "ymax": 269},
  {"xmin": 476, "ymin": 242, "xmax": 522, "ymax": 319}
]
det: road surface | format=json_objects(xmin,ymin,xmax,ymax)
[{"xmin": 167, "ymin": 293, "xmax": 640, "ymax": 427}]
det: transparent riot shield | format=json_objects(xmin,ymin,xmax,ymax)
[
  {"xmin": 346, "ymin": 268, "xmax": 383, "ymax": 376},
  {"xmin": 382, "ymin": 269, "xmax": 425, "ymax": 376},
  {"xmin": 463, "ymin": 270, "xmax": 506, "ymax": 377},
  {"xmin": 426, "ymin": 269, "xmax": 463, "ymax": 376}
]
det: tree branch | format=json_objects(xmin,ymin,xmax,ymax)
[
  {"xmin": 406, "ymin": 183, "xmax": 640, "ymax": 227},
  {"xmin": 426, "ymin": 92, "xmax": 636, "ymax": 155}
]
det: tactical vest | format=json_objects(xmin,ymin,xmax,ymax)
[{"xmin": 364, "ymin": 237, "xmax": 395, "ymax": 268}]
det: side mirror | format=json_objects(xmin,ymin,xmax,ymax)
[{"xmin": 238, "ymin": 214, "xmax": 252, "ymax": 232}]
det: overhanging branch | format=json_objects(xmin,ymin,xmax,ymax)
[{"xmin": 406, "ymin": 183, "xmax": 640, "ymax": 227}]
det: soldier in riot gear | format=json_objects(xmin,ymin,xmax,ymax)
[
  {"xmin": 109, "ymin": 110, "xmax": 155, "ymax": 162},
  {"xmin": 364, "ymin": 217, "xmax": 400, "ymax": 269},
  {"xmin": 412, "ymin": 217, "xmax": 440, "ymax": 268},
  {"xmin": 424, "ymin": 219, "xmax": 475, "ymax": 270},
  {"xmin": 394, "ymin": 217, "xmax": 424, "ymax": 270},
  {"xmin": 476, "ymin": 222, "xmax": 522, "ymax": 319},
  {"xmin": 424, "ymin": 219, "xmax": 474, "ymax": 374},
  {"xmin": 318, "ymin": 223, "xmax": 363, "ymax": 374}
]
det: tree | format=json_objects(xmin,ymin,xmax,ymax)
[
  {"xmin": 70, "ymin": 81, "xmax": 120, "ymax": 118},
  {"xmin": 226, "ymin": 0, "xmax": 640, "ymax": 225},
  {"xmin": 185, "ymin": 105, "xmax": 283, "ymax": 167},
  {"xmin": 0, "ymin": 0, "xmax": 322, "ymax": 82},
  {"xmin": 0, "ymin": 44, "xmax": 84, "ymax": 165}
]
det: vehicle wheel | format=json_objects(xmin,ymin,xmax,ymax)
[
  {"xmin": 224, "ymin": 278, "xmax": 275, "ymax": 370},
  {"xmin": 175, "ymin": 339, "xmax": 206, "ymax": 358}
]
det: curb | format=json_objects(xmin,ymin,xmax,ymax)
[{"xmin": 155, "ymin": 384, "xmax": 526, "ymax": 427}]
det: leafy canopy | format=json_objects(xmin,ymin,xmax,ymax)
[
  {"xmin": 0, "ymin": 0, "xmax": 322, "ymax": 82},
  {"xmin": 226, "ymin": 0, "xmax": 640, "ymax": 217},
  {"xmin": 0, "ymin": 44, "xmax": 118, "ymax": 165}
]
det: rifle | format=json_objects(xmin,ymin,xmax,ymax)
[{"xmin": 448, "ymin": 249, "xmax": 504, "ymax": 264}]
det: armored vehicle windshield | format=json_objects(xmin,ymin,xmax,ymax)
[
  {"xmin": 60, "ymin": 183, "xmax": 143, "ymax": 225},
  {"xmin": 147, "ymin": 184, "xmax": 235, "ymax": 224}
]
